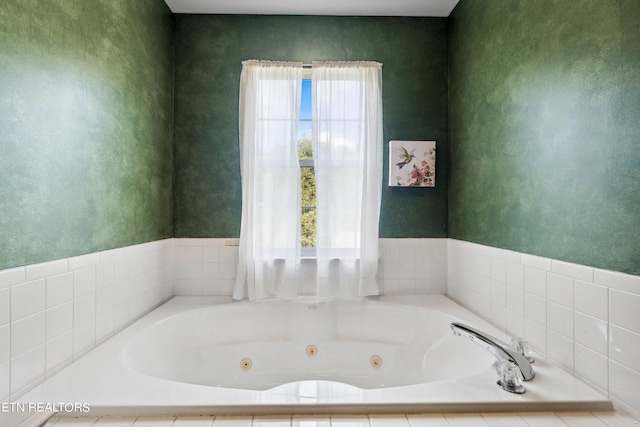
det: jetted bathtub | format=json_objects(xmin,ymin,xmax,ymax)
[{"xmin": 20, "ymin": 295, "xmax": 611, "ymax": 417}]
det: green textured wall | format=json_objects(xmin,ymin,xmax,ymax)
[
  {"xmin": 448, "ymin": 0, "xmax": 640, "ymax": 275},
  {"xmin": 173, "ymin": 15, "xmax": 449, "ymax": 238},
  {"xmin": 0, "ymin": 0, "xmax": 174, "ymax": 270}
]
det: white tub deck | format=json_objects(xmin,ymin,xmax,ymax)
[{"xmin": 19, "ymin": 295, "xmax": 612, "ymax": 417}]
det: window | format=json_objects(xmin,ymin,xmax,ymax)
[
  {"xmin": 298, "ymin": 78, "xmax": 316, "ymax": 254},
  {"xmin": 235, "ymin": 60, "xmax": 383, "ymax": 300}
]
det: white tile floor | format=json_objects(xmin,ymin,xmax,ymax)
[{"xmin": 44, "ymin": 411, "xmax": 639, "ymax": 427}]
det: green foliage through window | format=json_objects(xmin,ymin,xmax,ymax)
[{"xmin": 298, "ymin": 137, "xmax": 316, "ymax": 248}]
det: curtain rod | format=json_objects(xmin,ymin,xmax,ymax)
[{"xmin": 302, "ymin": 62, "xmax": 382, "ymax": 68}]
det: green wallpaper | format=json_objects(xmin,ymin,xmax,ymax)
[
  {"xmin": 173, "ymin": 15, "xmax": 449, "ymax": 238},
  {"xmin": 448, "ymin": 0, "xmax": 640, "ymax": 275},
  {"xmin": 6, "ymin": 1, "xmax": 634, "ymax": 276},
  {"xmin": 0, "ymin": 0, "xmax": 174, "ymax": 270}
]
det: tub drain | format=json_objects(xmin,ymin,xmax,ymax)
[
  {"xmin": 306, "ymin": 345, "xmax": 318, "ymax": 357},
  {"xmin": 240, "ymin": 358, "xmax": 252, "ymax": 371},
  {"xmin": 370, "ymin": 355, "xmax": 383, "ymax": 369}
]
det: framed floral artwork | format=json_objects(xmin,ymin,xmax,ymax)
[{"xmin": 389, "ymin": 140, "xmax": 436, "ymax": 187}]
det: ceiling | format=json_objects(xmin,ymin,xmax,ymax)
[{"xmin": 163, "ymin": 0, "xmax": 460, "ymax": 17}]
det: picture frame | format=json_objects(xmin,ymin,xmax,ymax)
[{"xmin": 389, "ymin": 140, "xmax": 436, "ymax": 187}]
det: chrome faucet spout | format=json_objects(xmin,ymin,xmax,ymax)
[{"xmin": 451, "ymin": 322, "xmax": 535, "ymax": 381}]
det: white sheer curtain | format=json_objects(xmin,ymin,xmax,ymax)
[
  {"xmin": 312, "ymin": 61, "xmax": 383, "ymax": 298},
  {"xmin": 234, "ymin": 60, "xmax": 303, "ymax": 300}
]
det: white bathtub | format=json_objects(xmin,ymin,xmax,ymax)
[
  {"xmin": 126, "ymin": 297, "xmax": 495, "ymax": 390},
  {"xmin": 20, "ymin": 295, "xmax": 611, "ymax": 417}
]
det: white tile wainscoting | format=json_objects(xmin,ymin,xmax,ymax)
[
  {"xmin": 172, "ymin": 238, "xmax": 448, "ymax": 297},
  {"xmin": 2, "ymin": 237, "xmax": 640, "ymax": 422},
  {"xmin": 447, "ymin": 239, "xmax": 640, "ymax": 421},
  {"xmin": 0, "ymin": 240, "xmax": 173, "ymax": 403}
]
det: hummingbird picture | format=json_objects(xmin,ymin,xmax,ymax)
[
  {"xmin": 396, "ymin": 146, "xmax": 416, "ymax": 169},
  {"xmin": 388, "ymin": 140, "xmax": 436, "ymax": 187}
]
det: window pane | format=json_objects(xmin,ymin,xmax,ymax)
[
  {"xmin": 301, "ymin": 207, "xmax": 316, "ymax": 248},
  {"xmin": 301, "ymin": 166, "xmax": 316, "ymax": 206},
  {"xmin": 301, "ymin": 166, "xmax": 316, "ymax": 248},
  {"xmin": 297, "ymin": 80, "xmax": 312, "ymax": 143},
  {"xmin": 297, "ymin": 136, "xmax": 313, "ymax": 160},
  {"xmin": 300, "ymin": 79, "xmax": 312, "ymax": 120}
]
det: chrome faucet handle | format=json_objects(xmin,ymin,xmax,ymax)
[
  {"xmin": 497, "ymin": 361, "xmax": 525, "ymax": 394},
  {"xmin": 510, "ymin": 337, "xmax": 535, "ymax": 363}
]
